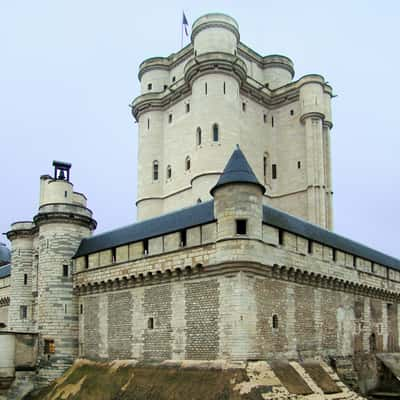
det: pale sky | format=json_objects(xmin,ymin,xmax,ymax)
[{"xmin": 1, "ymin": 0, "xmax": 399, "ymax": 258}]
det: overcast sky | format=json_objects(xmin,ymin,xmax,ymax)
[{"xmin": 1, "ymin": 0, "xmax": 399, "ymax": 258}]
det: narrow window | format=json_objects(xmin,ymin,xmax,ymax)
[
  {"xmin": 290, "ymin": 109, "xmax": 294, "ymax": 116},
  {"xmin": 147, "ymin": 83, "xmax": 152, "ymax": 90},
  {"xmin": 64, "ymin": 190, "xmax": 68, "ymax": 198},
  {"xmin": 111, "ymin": 247, "xmax": 116, "ymax": 263},
  {"xmin": 80, "ymin": 304, "xmax": 83, "ymax": 314},
  {"xmin": 64, "ymin": 304, "xmax": 68, "ymax": 314},
  {"xmin": 168, "ymin": 113, "xmax": 172, "ymax": 123},
  {"xmin": 24, "ymin": 273, "xmax": 28, "ymax": 285},
  {"xmin": 223, "ymin": 82, "xmax": 226, "ymax": 94},
  {"xmin": 163, "ymin": 84, "xmax": 168, "ymax": 91},
  {"xmin": 297, "ymin": 161, "xmax": 301, "ymax": 169},
  {"xmin": 371, "ymin": 263, "xmax": 375, "ymax": 273},
  {"xmin": 212, "ymin": 123, "xmax": 219, "ymax": 142},
  {"xmin": 143, "ymin": 239, "xmax": 149, "ymax": 255},
  {"xmin": 271, "ymin": 116, "xmax": 274, "ymax": 127},
  {"xmin": 332, "ymin": 248, "xmax": 337, "ymax": 262},
  {"xmin": 197, "ymin": 198, "xmax": 202, "ymax": 203},
  {"xmin": 44, "ymin": 339, "xmax": 55, "ymax": 354},
  {"xmin": 278, "ymin": 229, "xmax": 284, "ymax": 245},
  {"xmin": 263, "ymin": 155, "xmax": 268, "ymax": 183},
  {"xmin": 148, "ymin": 317, "xmax": 154, "ymax": 329},
  {"xmin": 308, "ymin": 240, "xmax": 313, "ymax": 254},
  {"xmin": 153, "ymin": 160, "xmax": 159, "ymax": 181},
  {"xmin": 242, "ymin": 102, "xmax": 246, "ymax": 112},
  {"xmin": 353, "ymin": 256, "xmax": 357, "ymax": 267},
  {"xmin": 263, "ymin": 114, "xmax": 267, "ymax": 123},
  {"xmin": 272, "ymin": 164, "xmax": 277, "ymax": 179},
  {"xmin": 166, "ymin": 165, "xmax": 172, "ymax": 179},
  {"xmin": 84, "ymin": 255, "xmax": 89, "ymax": 269},
  {"xmin": 172, "ymin": 76, "xmax": 176, "ymax": 82},
  {"xmin": 272, "ymin": 314, "xmax": 279, "ymax": 329},
  {"xmin": 63, "ymin": 264, "xmax": 69, "ymax": 277},
  {"xmin": 185, "ymin": 156, "xmax": 191, "ymax": 171},
  {"xmin": 20, "ymin": 305, "xmax": 28, "ymax": 320},
  {"xmin": 147, "ymin": 118, "xmax": 150, "ymax": 130},
  {"xmin": 180, "ymin": 230, "xmax": 187, "ymax": 247},
  {"xmin": 236, "ymin": 219, "xmax": 247, "ymax": 235},
  {"xmin": 186, "ymin": 103, "xmax": 190, "ymax": 113},
  {"xmin": 205, "ymin": 82, "xmax": 207, "ymax": 95},
  {"xmin": 196, "ymin": 127, "xmax": 202, "ymax": 145}
]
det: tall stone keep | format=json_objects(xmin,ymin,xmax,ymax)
[
  {"xmin": 6, "ymin": 161, "xmax": 96, "ymax": 385},
  {"xmin": 131, "ymin": 13, "xmax": 334, "ymax": 229}
]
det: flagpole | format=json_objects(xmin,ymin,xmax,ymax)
[{"xmin": 181, "ymin": 11, "xmax": 184, "ymax": 48}]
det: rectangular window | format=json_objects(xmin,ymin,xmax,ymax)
[
  {"xmin": 84, "ymin": 255, "xmax": 89, "ymax": 269},
  {"xmin": 62, "ymin": 264, "xmax": 69, "ymax": 277},
  {"xmin": 44, "ymin": 339, "xmax": 55, "ymax": 354},
  {"xmin": 308, "ymin": 240, "xmax": 313, "ymax": 254},
  {"xmin": 111, "ymin": 247, "xmax": 116, "ymax": 263},
  {"xmin": 80, "ymin": 304, "xmax": 83, "ymax": 314},
  {"xmin": 271, "ymin": 116, "xmax": 274, "ymax": 127},
  {"xmin": 64, "ymin": 304, "xmax": 68, "ymax": 314},
  {"xmin": 278, "ymin": 229, "xmax": 284, "ymax": 246},
  {"xmin": 148, "ymin": 317, "xmax": 154, "ymax": 329},
  {"xmin": 143, "ymin": 239, "xmax": 149, "ymax": 255},
  {"xmin": 24, "ymin": 273, "xmax": 28, "ymax": 285},
  {"xmin": 242, "ymin": 102, "xmax": 246, "ymax": 112},
  {"xmin": 205, "ymin": 82, "xmax": 207, "ymax": 95},
  {"xmin": 353, "ymin": 256, "xmax": 357, "ymax": 267},
  {"xmin": 147, "ymin": 83, "xmax": 152, "ymax": 90},
  {"xmin": 186, "ymin": 103, "xmax": 190, "ymax": 113},
  {"xmin": 223, "ymin": 82, "xmax": 226, "ymax": 94},
  {"xmin": 297, "ymin": 161, "xmax": 301, "ymax": 169},
  {"xmin": 168, "ymin": 114, "xmax": 172, "ymax": 123},
  {"xmin": 147, "ymin": 118, "xmax": 150, "ymax": 130},
  {"xmin": 236, "ymin": 219, "xmax": 247, "ymax": 235},
  {"xmin": 263, "ymin": 156, "xmax": 267, "ymax": 181},
  {"xmin": 263, "ymin": 114, "xmax": 267, "ymax": 123},
  {"xmin": 20, "ymin": 305, "xmax": 28, "ymax": 320},
  {"xmin": 332, "ymin": 248, "xmax": 337, "ymax": 262},
  {"xmin": 180, "ymin": 230, "xmax": 187, "ymax": 247},
  {"xmin": 272, "ymin": 164, "xmax": 277, "ymax": 179}
]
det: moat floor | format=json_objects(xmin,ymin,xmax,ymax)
[{"xmin": 23, "ymin": 359, "xmax": 365, "ymax": 400}]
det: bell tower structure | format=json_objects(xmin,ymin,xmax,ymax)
[{"xmin": 131, "ymin": 13, "xmax": 334, "ymax": 230}]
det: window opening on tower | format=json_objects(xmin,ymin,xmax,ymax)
[
  {"xmin": 196, "ymin": 127, "xmax": 202, "ymax": 145},
  {"xmin": 185, "ymin": 156, "xmax": 191, "ymax": 171},
  {"xmin": 167, "ymin": 165, "xmax": 172, "ymax": 179},
  {"xmin": 212, "ymin": 124, "xmax": 219, "ymax": 142},
  {"xmin": 153, "ymin": 161, "xmax": 159, "ymax": 181}
]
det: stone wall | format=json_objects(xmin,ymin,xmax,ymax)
[{"xmin": 78, "ymin": 269, "xmax": 399, "ymax": 362}]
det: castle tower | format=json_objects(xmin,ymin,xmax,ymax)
[
  {"xmin": 132, "ymin": 13, "xmax": 334, "ymax": 229},
  {"xmin": 7, "ymin": 161, "xmax": 96, "ymax": 385}
]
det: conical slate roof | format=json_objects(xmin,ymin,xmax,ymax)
[{"xmin": 210, "ymin": 146, "xmax": 266, "ymax": 195}]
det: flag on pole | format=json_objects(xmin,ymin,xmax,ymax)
[{"xmin": 182, "ymin": 12, "xmax": 189, "ymax": 36}]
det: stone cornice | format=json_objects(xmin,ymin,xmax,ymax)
[
  {"xmin": 73, "ymin": 260, "xmax": 400, "ymax": 302},
  {"xmin": 33, "ymin": 211, "xmax": 97, "ymax": 231},
  {"xmin": 191, "ymin": 21, "xmax": 240, "ymax": 43}
]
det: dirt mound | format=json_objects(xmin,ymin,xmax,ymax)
[{"xmin": 23, "ymin": 360, "xmax": 265, "ymax": 400}]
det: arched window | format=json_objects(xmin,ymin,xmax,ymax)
[
  {"xmin": 185, "ymin": 156, "xmax": 191, "ymax": 171},
  {"xmin": 166, "ymin": 165, "xmax": 172, "ymax": 179},
  {"xmin": 196, "ymin": 127, "xmax": 202, "ymax": 145},
  {"xmin": 212, "ymin": 123, "xmax": 219, "ymax": 142},
  {"xmin": 272, "ymin": 314, "xmax": 279, "ymax": 329},
  {"xmin": 153, "ymin": 160, "xmax": 159, "ymax": 181}
]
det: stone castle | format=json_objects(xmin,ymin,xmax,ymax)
[{"xmin": 1, "ymin": 13, "xmax": 400, "ymax": 400}]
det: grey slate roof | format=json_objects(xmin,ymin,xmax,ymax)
[
  {"xmin": 263, "ymin": 205, "xmax": 400, "ymax": 270},
  {"xmin": 74, "ymin": 201, "xmax": 215, "ymax": 258},
  {"xmin": 0, "ymin": 264, "xmax": 11, "ymax": 279},
  {"xmin": 210, "ymin": 146, "xmax": 266, "ymax": 195},
  {"xmin": 74, "ymin": 197, "xmax": 400, "ymax": 270},
  {"xmin": 0, "ymin": 243, "xmax": 11, "ymax": 265}
]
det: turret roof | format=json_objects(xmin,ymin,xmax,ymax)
[{"xmin": 210, "ymin": 146, "xmax": 266, "ymax": 195}]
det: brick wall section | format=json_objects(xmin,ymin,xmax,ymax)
[
  {"xmin": 185, "ymin": 279, "xmax": 219, "ymax": 359},
  {"xmin": 83, "ymin": 296, "xmax": 100, "ymax": 359},
  {"xmin": 255, "ymin": 278, "xmax": 288, "ymax": 355},
  {"xmin": 295, "ymin": 285, "xmax": 316, "ymax": 353},
  {"xmin": 108, "ymin": 292, "xmax": 133, "ymax": 359},
  {"xmin": 143, "ymin": 285, "xmax": 172, "ymax": 360}
]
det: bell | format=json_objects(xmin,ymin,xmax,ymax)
[{"xmin": 58, "ymin": 170, "xmax": 66, "ymax": 180}]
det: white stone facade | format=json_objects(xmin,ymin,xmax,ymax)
[{"xmin": 132, "ymin": 13, "xmax": 333, "ymax": 229}]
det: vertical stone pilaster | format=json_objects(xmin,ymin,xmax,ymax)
[{"xmin": 171, "ymin": 281, "xmax": 186, "ymax": 360}]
